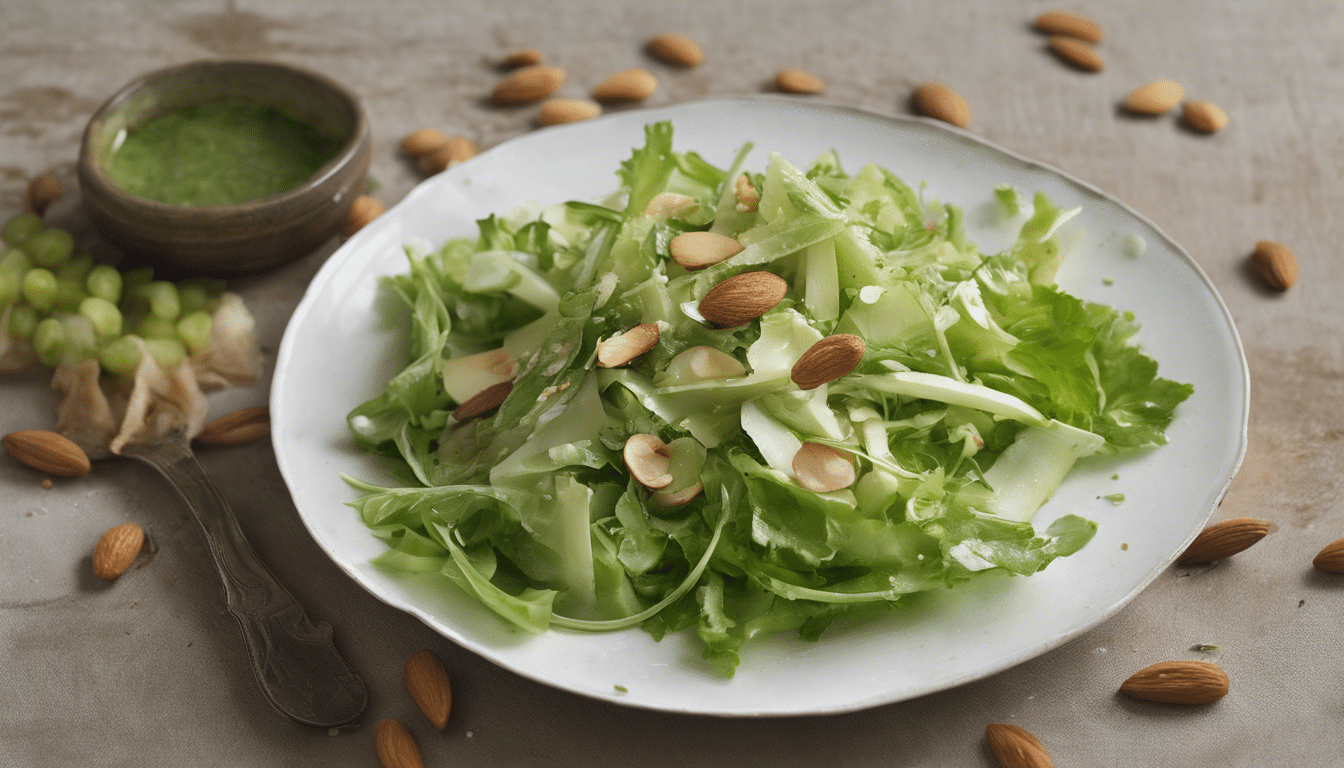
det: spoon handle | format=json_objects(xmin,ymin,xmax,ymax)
[{"xmin": 121, "ymin": 438, "xmax": 367, "ymax": 728}]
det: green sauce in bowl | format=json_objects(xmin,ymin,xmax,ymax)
[{"xmin": 105, "ymin": 100, "xmax": 343, "ymax": 207}]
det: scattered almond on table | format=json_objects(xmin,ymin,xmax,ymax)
[
  {"xmin": 986, "ymin": 723, "xmax": 1055, "ymax": 768},
  {"xmin": 1250, "ymin": 240, "xmax": 1298, "ymax": 290},
  {"xmin": 1183, "ymin": 100, "xmax": 1229, "ymax": 133},
  {"xmin": 592, "ymin": 68, "xmax": 658, "ymax": 101},
  {"xmin": 4, "ymin": 429, "xmax": 92, "ymax": 476},
  {"xmin": 491, "ymin": 65, "xmax": 567, "ymax": 105},
  {"xmin": 195, "ymin": 406, "xmax": 271, "ymax": 447},
  {"xmin": 912, "ymin": 82, "xmax": 971, "ymax": 128},
  {"xmin": 92, "ymin": 523, "xmax": 145, "ymax": 581},
  {"xmin": 776, "ymin": 68, "xmax": 825, "ymax": 94},
  {"xmin": 1123, "ymin": 79, "xmax": 1185, "ymax": 115},
  {"xmin": 342, "ymin": 195, "xmax": 385, "ymax": 237},
  {"xmin": 403, "ymin": 649, "xmax": 452, "ymax": 730},
  {"xmin": 500, "ymin": 48, "xmax": 543, "ymax": 68},
  {"xmin": 1176, "ymin": 517, "xmax": 1270, "ymax": 566},
  {"xmin": 374, "ymin": 718, "xmax": 425, "ymax": 768},
  {"xmin": 1047, "ymin": 36, "xmax": 1104, "ymax": 71},
  {"xmin": 1033, "ymin": 10, "xmax": 1103, "ymax": 42},
  {"xmin": 398, "ymin": 128, "xmax": 450, "ymax": 158},
  {"xmin": 418, "ymin": 136, "xmax": 477, "ymax": 175},
  {"xmin": 25, "ymin": 172, "xmax": 63, "ymax": 216},
  {"xmin": 647, "ymin": 33, "xmax": 704, "ymax": 67},
  {"xmin": 1312, "ymin": 538, "xmax": 1344, "ymax": 573},
  {"xmin": 539, "ymin": 98, "xmax": 601, "ymax": 126},
  {"xmin": 1120, "ymin": 660, "xmax": 1229, "ymax": 704}
]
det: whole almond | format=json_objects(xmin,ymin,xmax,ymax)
[
  {"xmin": 913, "ymin": 83, "xmax": 971, "ymax": 128},
  {"xmin": 196, "ymin": 407, "xmax": 270, "ymax": 447},
  {"xmin": 539, "ymin": 98, "xmax": 601, "ymax": 126},
  {"xmin": 418, "ymin": 136, "xmax": 478, "ymax": 175},
  {"xmin": 1251, "ymin": 240, "xmax": 1298, "ymax": 290},
  {"xmin": 343, "ymin": 196, "xmax": 385, "ymax": 237},
  {"xmin": 1033, "ymin": 10, "xmax": 1103, "ymax": 42},
  {"xmin": 403, "ymin": 649, "xmax": 452, "ymax": 730},
  {"xmin": 26, "ymin": 172, "xmax": 63, "ymax": 215},
  {"xmin": 1176, "ymin": 517, "xmax": 1270, "ymax": 566},
  {"xmin": 4, "ymin": 430, "xmax": 92, "ymax": 476},
  {"xmin": 453, "ymin": 380, "xmax": 512, "ymax": 422},
  {"xmin": 986, "ymin": 723, "xmax": 1054, "ymax": 768},
  {"xmin": 501, "ymin": 48, "xmax": 543, "ymax": 68},
  {"xmin": 1183, "ymin": 100, "xmax": 1229, "ymax": 133},
  {"xmin": 92, "ymin": 523, "xmax": 145, "ymax": 581},
  {"xmin": 1312, "ymin": 538, "xmax": 1344, "ymax": 573},
  {"xmin": 791, "ymin": 334, "xmax": 865, "ymax": 390},
  {"xmin": 1123, "ymin": 79, "xmax": 1184, "ymax": 115},
  {"xmin": 592, "ymin": 68, "xmax": 658, "ymax": 101},
  {"xmin": 647, "ymin": 33, "xmax": 704, "ymax": 67},
  {"xmin": 776, "ymin": 68, "xmax": 825, "ymax": 94},
  {"xmin": 597, "ymin": 323, "xmax": 660, "ymax": 368},
  {"xmin": 670, "ymin": 231, "xmax": 744, "ymax": 270},
  {"xmin": 398, "ymin": 128, "xmax": 450, "ymax": 157},
  {"xmin": 1047, "ymin": 37, "xmax": 1104, "ymax": 71},
  {"xmin": 1120, "ymin": 660, "xmax": 1229, "ymax": 704},
  {"xmin": 698, "ymin": 272, "xmax": 787, "ymax": 328},
  {"xmin": 492, "ymin": 65, "xmax": 566, "ymax": 105},
  {"xmin": 374, "ymin": 719, "xmax": 425, "ymax": 768}
]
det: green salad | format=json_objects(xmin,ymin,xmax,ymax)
[{"xmin": 345, "ymin": 122, "xmax": 1192, "ymax": 675}]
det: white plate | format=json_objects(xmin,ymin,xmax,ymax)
[{"xmin": 272, "ymin": 97, "xmax": 1248, "ymax": 716}]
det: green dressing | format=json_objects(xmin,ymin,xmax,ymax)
[{"xmin": 106, "ymin": 100, "xmax": 342, "ymax": 207}]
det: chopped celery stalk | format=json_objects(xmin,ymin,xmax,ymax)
[
  {"xmin": 32, "ymin": 318, "xmax": 65, "ymax": 366},
  {"xmin": 2, "ymin": 212, "xmax": 44, "ymax": 245},
  {"xmin": 854, "ymin": 371, "xmax": 1048, "ymax": 426},
  {"xmin": 21, "ymin": 268, "xmax": 57, "ymax": 312},
  {"xmin": 0, "ymin": 247, "xmax": 32, "ymax": 275},
  {"xmin": 8, "ymin": 303, "xmax": 38, "ymax": 340},
  {"xmin": 143, "ymin": 337, "xmax": 187, "ymax": 368},
  {"xmin": 0, "ymin": 269, "xmax": 18, "ymax": 307},
  {"xmin": 80, "ymin": 296, "xmax": 123, "ymax": 338},
  {"xmin": 99, "ymin": 335, "xmax": 142, "ymax": 375},
  {"xmin": 86, "ymin": 265, "xmax": 122, "ymax": 304},
  {"xmin": 137, "ymin": 315, "xmax": 178, "ymax": 340},
  {"xmin": 143, "ymin": 281, "xmax": 181, "ymax": 320},
  {"xmin": 20, "ymin": 228, "xmax": 74, "ymax": 269},
  {"xmin": 981, "ymin": 420, "xmax": 1105, "ymax": 522},
  {"xmin": 176, "ymin": 310, "xmax": 213, "ymax": 353},
  {"xmin": 52, "ymin": 278, "xmax": 87, "ymax": 312}
]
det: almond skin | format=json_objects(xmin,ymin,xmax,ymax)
[
  {"xmin": 419, "ymin": 136, "xmax": 477, "ymax": 175},
  {"xmin": 1033, "ymin": 10, "xmax": 1103, "ymax": 42},
  {"xmin": 4, "ymin": 430, "xmax": 92, "ymax": 476},
  {"xmin": 1123, "ymin": 79, "xmax": 1184, "ymax": 115},
  {"xmin": 776, "ymin": 68, "xmax": 825, "ymax": 94},
  {"xmin": 697, "ymin": 272, "xmax": 788, "ymax": 328},
  {"xmin": 1251, "ymin": 240, "xmax": 1298, "ymax": 290},
  {"xmin": 791, "ymin": 334, "xmax": 865, "ymax": 390},
  {"xmin": 1120, "ymin": 660, "xmax": 1229, "ymax": 704},
  {"xmin": 196, "ymin": 406, "xmax": 271, "ymax": 447},
  {"xmin": 592, "ymin": 68, "xmax": 658, "ymax": 101},
  {"xmin": 670, "ymin": 231, "xmax": 744, "ymax": 270},
  {"xmin": 1047, "ymin": 36, "xmax": 1104, "ymax": 71},
  {"xmin": 986, "ymin": 723, "xmax": 1054, "ymax": 768},
  {"xmin": 597, "ymin": 323, "xmax": 660, "ymax": 368},
  {"xmin": 343, "ymin": 196, "xmax": 385, "ymax": 237},
  {"xmin": 1176, "ymin": 517, "xmax": 1270, "ymax": 566},
  {"xmin": 539, "ymin": 98, "xmax": 601, "ymax": 126},
  {"xmin": 403, "ymin": 649, "xmax": 452, "ymax": 730},
  {"xmin": 647, "ymin": 33, "xmax": 704, "ymax": 67},
  {"xmin": 453, "ymin": 380, "xmax": 512, "ymax": 422},
  {"xmin": 374, "ymin": 719, "xmax": 425, "ymax": 768},
  {"xmin": 93, "ymin": 523, "xmax": 145, "ymax": 581},
  {"xmin": 1313, "ymin": 538, "xmax": 1344, "ymax": 573},
  {"xmin": 26, "ymin": 172, "xmax": 63, "ymax": 215},
  {"xmin": 492, "ymin": 65, "xmax": 566, "ymax": 105},
  {"xmin": 913, "ymin": 82, "xmax": 971, "ymax": 128},
  {"xmin": 398, "ymin": 128, "xmax": 450, "ymax": 157},
  {"xmin": 501, "ymin": 48, "xmax": 543, "ymax": 68},
  {"xmin": 1183, "ymin": 100, "xmax": 1229, "ymax": 133}
]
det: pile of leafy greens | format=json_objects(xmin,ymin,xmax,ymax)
[{"xmin": 345, "ymin": 122, "xmax": 1192, "ymax": 676}]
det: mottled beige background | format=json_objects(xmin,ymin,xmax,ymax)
[{"xmin": 1, "ymin": 1, "xmax": 1341, "ymax": 766}]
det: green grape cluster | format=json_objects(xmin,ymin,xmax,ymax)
[{"xmin": 2, "ymin": 212, "xmax": 225, "ymax": 374}]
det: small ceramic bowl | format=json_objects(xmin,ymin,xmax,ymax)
[{"xmin": 79, "ymin": 60, "xmax": 370, "ymax": 274}]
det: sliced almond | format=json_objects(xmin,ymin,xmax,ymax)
[
  {"xmin": 592, "ymin": 68, "xmax": 658, "ymax": 101},
  {"xmin": 343, "ymin": 195, "xmax": 386, "ymax": 237},
  {"xmin": 4, "ymin": 429, "xmax": 92, "ymax": 476},
  {"xmin": 698, "ymin": 272, "xmax": 788, "ymax": 327},
  {"xmin": 1120, "ymin": 660, "xmax": 1229, "ymax": 704},
  {"xmin": 1048, "ymin": 36, "xmax": 1104, "ymax": 71},
  {"xmin": 418, "ymin": 136, "xmax": 478, "ymax": 175},
  {"xmin": 663, "ymin": 346, "xmax": 746, "ymax": 383},
  {"xmin": 669, "ymin": 231, "xmax": 744, "ymax": 270},
  {"xmin": 792, "ymin": 443, "xmax": 858, "ymax": 493},
  {"xmin": 913, "ymin": 82, "xmax": 971, "ymax": 128},
  {"xmin": 443, "ymin": 348, "xmax": 518, "ymax": 403},
  {"xmin": 650, "ymin": 481, "xmax": 703, "ymax": 508},
  {"xmin": 26, "ymin": 172, "xmax": 63, "ymax": 216},
  {"xmin": 92, "ymin": 523, "xmax": 145, "ymax": 581},
  {"xmin": 539, "ymin": 98, "xmax": 601, "ymax": 126},
  {"xmin": 1033, "ymin": 10, "xmax": 1103, "ymax": 42},
  {"xmin": 403, "ymin": 649, "xmax": 452, "ymax": 730},
  {"xmin": 597, "ymin": 323, "xmax": 660, "ymax": 368},
  {"xmin": 398, "ymin": 128, "xmax": 450, "ymax": 157},
  {"xmin": 453, "ymin": 380, "xmax": 512, "ymax": 422},
  {"xmin": 1251, "ymin": 240, "xmax": 1298, "ymax": 290},
  {"xmin": 1176, "ymin": 517, "xmax": 1270, "ymax": 566},
  {"xmin": 791, "ymin": 334, "xmax": 865, "ymax": 390},
  {"xmin": 1123, "ymin": 79, "xmax": 1184, "ymax": 115},
  {"xmin": 985, "ymin": 723, "xmax": 1054, "ymax": 768},
  {"xmin": 374, "ymin": 719, "xmax": 425, "ymax": 768},
  {"xmin": 500, "ymin": 48, "xmax": 543, "ymax": 68},
  {"xmin": 623, "ymin": 433, "xmax": 674, "ymax": 489},
  {"xmin": 647, "ymin": 33, "xmax": 704, "ymax": 67},
  {"xmin": 776, "ymin": 68, "xmax": 825, "ymax": 94},
  {"xmin": 492, "ymin": 65, "xmax": 567, "ymax": 105},
  {"xmin": 196, "ymin": 406, "xmax": 270, "ymax": 447},
  {"xmin": 645, "ymin": 192, "xmax": 699, "ymax": 220},
  {"xmin": 1312, "ymin": 538, "xmax": 1344, "ymax": 573},
  {"xmin": 734, "ymin": 173, "xmax": 759, "ymax": 212},
  {"xmin": 1183, "ymin": 100, "xmax": 1229, "ymax": 133}
]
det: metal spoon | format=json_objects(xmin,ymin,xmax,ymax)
[{"xmin": 119, "ymin": 430, "xmax": 367, "ymax": 728}]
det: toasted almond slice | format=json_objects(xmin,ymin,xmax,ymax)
[
  {"xmin": 597, "ymin": 323, "xmax": 660, "ymax": 368},
  {"xmin": 669, "ymin": 231, "xmax": 744, "ymax": 270},
  {"xmin": 650, "ymin": 481, "xmax": 703, "ymax": 508},
  {"xmin": 418, "ymin": 136, "xmax": 478, "ymax": 174},
  {"xmin": 196, "ymin": 406, "xmax": 270, "ymax": 446},
  {"xmin": 698, "ymin": 272, "xmax": 788, "ymax": 327},
  {"xmin": 92, "ymin": 523, "xmax": 145, "ymax": 581},
  {"xmin": 343, "ymin": 196, "xmax": 386, "ymax": 237},
  {"xmin": 492, "ymin": 65, "xmax": 566, "ymax": 105},
  {"xmin": 399, "ymin": 128, "xmax": 451, "ymax": 157},
  {"xmin": 913, "ymin": 82, "xmax": 971, "ymax": 128},
  {"xmin": 1123, "ymin": 79, "xmax": 1184, "ymax": 115},
  {"xmin": 791, "ymin": 334, "xmax": 865, "ymax": 390},
  {"xmin": 539, "ymin": 98, "xmax": 601, "ymax": 126},
  {"xmin": 592, "ymin": 68, "xmax": 658, "ymax": 101},
  {"xmin": 453, "ymin": 380, "xmax": 512, "ymax": 421},
  {"xmin": 443, "ymin": 348, "xmax": 518, "ymax": 403},
  {"xmin": 645, "ymin": 192, "xmax": 699, "ymax": 220},
  {"xmin": 624, "ymin": 433, "xmax": 674, "ymax": 489},
  {"xmin": 1048, "ymin": 36, "xmax": 1104, "ymax": 71},
  {"xmin": 775, "ymin": 68, "xmax": 825, "ymax": 94},
  {"xmin": 647, "ymin": 33, "xmax": 704, "ymax": 66},
  {"xmin": 1033, "ymin": 10, "xmax": 1103, "ymax": 42},
  {"xmin": 663, "ymin": 346, "xmax": 746, "ymax": 383},
  {"xmin": 792, "ymin": 443, "xmax": 858, "ymax": 493},
  {"xmin": 26, "ymin": 172, "xmax": 63, "ymax": 216},
  {"xmin": 501, "ymin": 48, "xmax": 543, "ymax": 68},
  {"xmin": 403, "ymin": 649, "xmax": 452, "ymax": 730},
  {"xmin": 734, "ymin": 173, "xmax": 759, "ymax": 212}
]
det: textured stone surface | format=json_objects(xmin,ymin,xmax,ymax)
[{"xmin": 1, "ymin": 2, "xmax": 1341, "ymax": 765}]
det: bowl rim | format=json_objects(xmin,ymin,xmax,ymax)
[{"xmin": 77, "ymin": 58, "xmax": 369, "ymax": 215}]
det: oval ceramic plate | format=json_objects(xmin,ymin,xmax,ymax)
[{"xmin": 272, "ymin": 98, "xmax": 1247, "ymax": 716}]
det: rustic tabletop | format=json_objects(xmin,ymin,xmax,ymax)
[{"xmin": 2, "ymin": 1, "xmax": 1341, "ymax": 766}]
